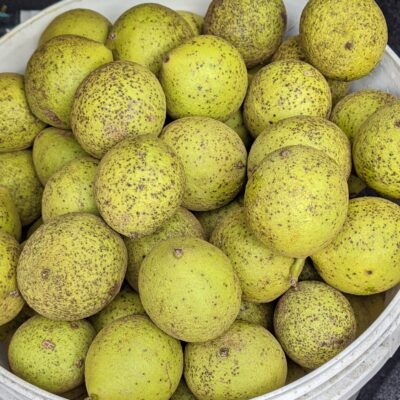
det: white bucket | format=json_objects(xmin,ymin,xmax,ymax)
[{"xmin": 0, "ymin": 1, "xmax": 399, "ymax": 399}]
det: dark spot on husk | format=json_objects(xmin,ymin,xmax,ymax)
[
  {"xmin": 219, "ymin": 347, "xmax": 230, "ymax": 357},
  {"xmin": 345, "ymin": 42, "xmax": 353, "ymax": 50},
  {"xmin": 41, "ymin": 269, "xmax": 50, "ymax": 280},
  {"xmin": 280, "ymin": 149, "xmax": 291, "ymax": 158},
  {"xmin": 173, "ymin": 248, "xmax": 184, "ymax": 258},
  {"xmin": 42, "ymin": 339, "xmax": 56, "ymax": 350},
  {"xmin": 44, "ymin": 109, "xmax": 63, "ymax": 126},
  {"xmin": 235, "ymin": 161, "xmax": 245, "ymax": 169}
]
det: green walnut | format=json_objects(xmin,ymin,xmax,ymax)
[
  {"xmin": 274, "ymin": 281, "xmax": 356, "ymax": 370},
  {"xmin": 171, "ymin": 380, "xmax": 197, "ymax": 400},
  {"xmin": 346, "ymin": 293, "xmax": 385, "ymax": 337},
  {"xmin": 26, "ymin": 217, "xmax": 43, "ymax": 239},
  {"xmin": 245, "ymin": 145, "xmax": 348, "ymax": 258},
  {"xmin": 139, "ymin": 237, "xmax": 241, "ymax": 342},
  {"xmin": 0, "ymin": 305, "xmax": 35, "ymax": 344},
  {"xmin": 177, "ymin": 11, "xmax": 204, "ymax": 36},
  {"xmin": 353, "ymin": 101, "xmax": 400, "ymax": 198},
  {"xmin": 41, "ymin": 157, "xmax": 99, "ymax": 222},
  {"xmin": 224, "ymin": 109, "xmax": 253, "ymax": 149},
  {"xmin": 125, "ymin": 207, "xmax": 204, "ymax": 291},
  {"xmin": 71, "ymin": 61, "xmax": 166, "ymax": 158},
  {"xmin": 85, "ymin": 315, "xmax": 183, "ymax": 400},
  {"xmin": 161, "ymin": 117, "xmax": 247, "ymax": 211},
  {"xmin": 247, "ymin": 115, "xmax": 351, "ymax": 179},
  {"xmin": 25, "ymin": 35, "xmax": 112, "ymax": 129},
  {"xmin": 185, "ymin": 321, "xmax": 287, "ymax": 400},
  {"xmin": 90, "ymin": 286, "xmax": 146, "ymax": 332},
  {"xmin": 204, "ymin": 0, "xmax": 286, "ymax": 67},
  {"xmin": 298, "ymin": 259, "xmax": 321, "ymax": 282},
  {"xmin": 95, "ymin": 136, "xmax": 185, "ymax": 238},
  {"xmin": 331, "ymin": 89, "xmax": 397, "ymax": 142},
  {"xmin": 211, "ymin": 208, "xmax": 304, "ymax": 302},
  {"xmin": 159, "ymin": 35, "xmax": 248, "ymax": 121},
  {"xmin": 8, "ymin": 316, "xmax": 95, "ymax": 394},
  {"xmin": 300, "ymin": 0, "xmax": 387, "ymax": 81},
  {"xmin": 271, "ymin": 36, "xmax": 350, "ymax": 105},
  {"xmin": 0, "ymin": 73, "xmax": 45, "ymax": 152},
  {"xmin": 195, "ymin": 199, "xmax": 242, "ymax": 240},
  {"xmin": 17, "ymin": 213, "xmax": 127, "ymax": 321},
  {"xmin": 0, "ymin": 150, "xmax": 43, "ymax": 226},
  {"xmin": 286, "ymin": 360, "xmax": 308, "ymax": 385},
  {"xmin": 0, "ymin": 230, "xmax": 23, "ymax": 326},
  {"xmin": 39, "ymin": 8, "xmax": 111, "ymax": 45},
  {"xmin": 32, "ymin": 127, "xmax": 87, "ymax": 185},
  {"xmin": 236, "ymin": 300, "xmax": 274, "ymax": 331},
  {"xmin": 244, "ymin": 60, "xmax": 331, "ymax": 138},
  {"xmin": 327, "ymin": 78, "xmax": 351, "ymax": 106},
  {"xmin": 348, "ymin": 175, "xmax": 367, "ymax": 199},
  {"xmin": 272, "ymin": 35, "xmax": 307, "ymax": 62},
  {"xmin": 312, "ymin": 197, "xmax": 400, "ymax": 295},
  {"xmin": 107, "ymin": 3, "xmax": 193, "ymax": 74},
  {"xmin": 0, "ymin": 186, "xmax": 21, "ymax": 241}
]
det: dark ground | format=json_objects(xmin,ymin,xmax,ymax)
[{"xmin": 0, "ymin": 0, "xmax": 399, "ymax": 399}]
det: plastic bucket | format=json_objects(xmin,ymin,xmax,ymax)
[{"xmin": 0, "ymin": 1, "xmax": 399, "ymax": 399}]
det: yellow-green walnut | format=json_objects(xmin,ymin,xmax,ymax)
[
  {"xmin": 125, "ymin": 207, "xmax": 204, "ymax": 291},
  {"xmin": 71, "ymin": 61, "xmax": 166, "ymax": 158},
  {"xmin": 204, "ymin": 0, "xmax": 286, "ymax": 67},
  {"xmin": 346, "ymin": 293, "xmax": 385, "ymax": 337},
  {"xmin": 177, "ymin": 11, "xmax": 204, "ymax": 35},
  {"xmin": 211, "ymin": 209, "xmax": 304, "ymax": 302},
  {"xmin": 353, "ymin": 101, "xmax": 400, "ymax": 198},
  {"xmin": 161, "ymin": 117, "xmax": 247, "ymax": 211},
  {"xmin": 0, "ymin": 186, "xmax": 21, "ymax": 241},
  {"xmin": 85, "ymin": 315, "xmax": 183, "ymax": 400},
  {"xmin": 247, "ymin": 116, "xmax": 351, "ymax": 179},
  {"xmin": 195, "ymin": 200, "xmax": 242, "ymax": 240},
  {"xmin": 236, "ymin": 300, "xmax": 274, "ymax": 331},
  {"xmin": 107, "ymin": 3, "xmax": 193, "ymax": 74},
  {"xmin": 17, "ymin": 213, "xmax": 127, "ymax": 321},
  {"xmin": 0, "ymin": 73, "xmax": 45, "ymax": 152},
  {"xmin": 300, "ymin": 0, "xmax": 387, "ymax": 81},
  {"xmin": 274, "ymin": 281, "xmax": 356, "ymax": 369},
  {"xmin": 39, "ymin": 8, "xmax": 111, "ymax": 45},
  {"xmin": 245, "ymin": 145, "xmax": 348, "ymax": 258},
  {"xmin": 0, "ymin": 150, "xmax": 43, "ymax": 226},
  {"xmin": 8, "ymin": 316, "xmax": 95, "ymax": 394},
  {"xmin": 0, "ymin": 231, "xmax": 23, "ymax": 326},
  {"xmin": 271, "ymin": 36, "xmax": 350, "ymax": 105},
  {"xmin": 139, "ymin": 237, "xmax": 241, "ymax": 342},
  {"xmin": 25, "ymin": 35, "xmax": 112, "ymax": 129},
  {"xmin": 89, "ymin": 286, "xmax": 145, "ymax": 332},
  {"xmin": 312, "ymin": 197, "xmax": 400, "ymax": 295},
  {"xmin": 95, "ymin": 137, "xmax": 185, "ymax": 238},
  {"xmin": 33, "ymin": 127, "xmax": 87, "ymax": 185},
  {"xmin": 159, "ymin": 35, "xmax": 248, "ymax": 121},
  {"xmin": 185, "ymin": 321, "xmax": 287, "ymax": 400},
  {"xmin": 244, "ymin": 60, "xmax": 331, "ymax": 138},
  {"xmin": 41, "ymin": 157, "xmax": 99, "ymax": 222},
  {"xmin": 331, "ymin": 89, "xmax": 397, "ymax": 142},
  {"xmin": 224, "ymin": 109, "xmax": 253, "ymax": 148}
]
